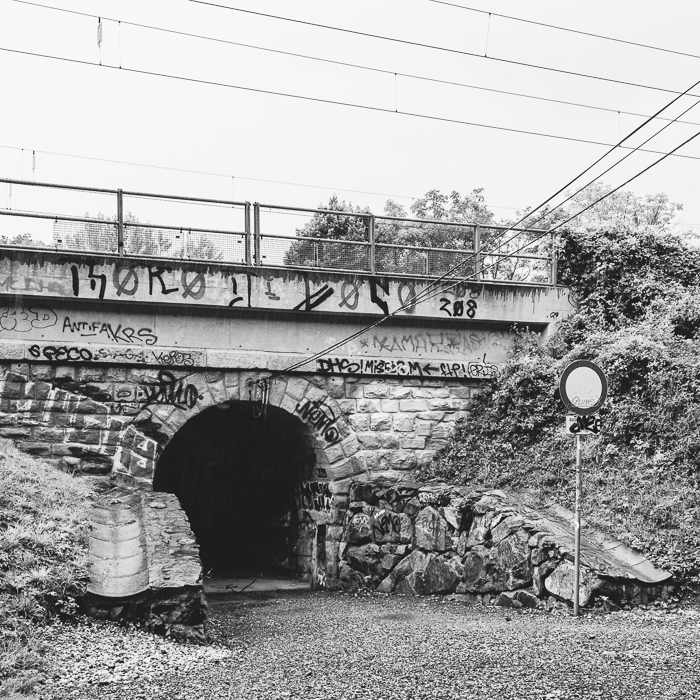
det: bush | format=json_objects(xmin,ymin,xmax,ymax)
[
  {"xmin": 421, "ymin": 224, "xmax": 700, "ymax": 586},
  {"xmin": 0, "ymin": 440, "xmax": 91, "ymax": 696}
]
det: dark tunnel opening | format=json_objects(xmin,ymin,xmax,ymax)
[{"xmin": 153, "ymin": 402, "xmax": 316, "ymax": 577}]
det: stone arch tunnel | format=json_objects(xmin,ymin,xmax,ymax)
[{"xmin": 0, "ymin": 246, "xmax": 575, "ymax": 592}]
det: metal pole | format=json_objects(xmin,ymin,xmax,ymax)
[
  {"xmin": 117, "ymin": 189, "xmax": 124, "ymax": 256},
  {"xmin": 368, "ymin": 214, "xmax": 376, "ymax": 274},
  {"xmin": 244, "ymin": 202, "xmax": 252, "ymax": 266},
  {"xmin": 551, "ymin": 231, "xmax": 558, "ymax": 286},
  {"xmin": 574, "ymin": 432, "xmax": 582, "ymax": 616},
  {"xmin": 474, "ymin": 224, "xmax": 482, "ymax": 279},
  {"xmin": 253, "ymin": 203, "xmax": 261, "ymax": 266}
]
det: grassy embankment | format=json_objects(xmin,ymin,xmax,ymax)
[
  {"xmin": 421, "ymin": 225, "xmax": 700, "ymax": 589},
  {"xmin": 0, "ymin": 439, "xmax": 91, "ymax": 697}
]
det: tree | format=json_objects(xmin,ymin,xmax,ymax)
[
  {"xmin": 283, "ymin": 195, "xmax": 372, "ymax": 271},
  {"xmin": 60, "ymin": 212, "xmax": 223, "ymax": 260}
]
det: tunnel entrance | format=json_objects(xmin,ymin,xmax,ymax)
[{"xmin": 153, "ymin": 402, "xmax": 315, "ymax": 578}]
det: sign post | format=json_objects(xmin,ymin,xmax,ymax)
[{"xmin": 559, "ymin": 360, "xmax": 608, "ymax": 616}]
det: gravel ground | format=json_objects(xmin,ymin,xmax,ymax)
[{"xmin": 32, "ymin": 592, "xmax": 700, "ymax": 700}]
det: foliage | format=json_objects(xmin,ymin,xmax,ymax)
[
  {"xmin": 63, "ymin": 212, "xmax": 223, "ymax": 260},
  {"xmin": 422, "ymin": 214, "xmax": 700, "ymax": 586},
  {"xmin": 0, "ymin": 440, "xmax": 91, "ymax": 696}
]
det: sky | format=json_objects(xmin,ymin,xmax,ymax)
[{"xmin": 2, "ymin": 0, "xmax": 700, "ymax": 242}]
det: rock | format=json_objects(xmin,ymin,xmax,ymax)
[
  {"xmin": 600, "ymin": 597, "xmax": 621, "ymax": 613},
  {"xmin": 395, "ymin": 572, "xmax": 424, "ymax": 596},
  {"xmin": 465, "ymin": 512, "xmax": 493, "ymax": 548},
  {"xmin": 414, "ymin": 506, "xmax": 450, "ymax": 551},
  {"xmin": 347, "ymin": 513, "xmax": 372, "ymax": 544},
  {"xmin": 402, "ymin": 497, "xmax": 422, "ymax": 518},
  {"xmin": 495, "ymin": 592, "xmax": 515, "ymax": 608},
  {"xmin": 339, "ymin": 562, "xmax": 365, "ymax": 588},
  {"xmin": 381, "ymin": 554, "xmax": 402, "ymax": 571},
  {"xmin": 492, "ymin": 530, "xmax": 532, "ymax": 590},
  {"xmin": 456, "ymin": 531, "xmax": 469, "ymax": 557},
  {"xmin": 371, "ymin": 510, "xmax": 413, "ymax": 545},
  {"xmin": 442, "ymin": 506, "xmax": 461, "ymax": 529},
  {"xmin": 461, "ymin": 546, "xmax": 492, "ymax": 593},
  {"xmin": 490, "ymin": 515, "xmax": 525, "ymax": 544},
  {"xmin": 345, "ymin": 543, "xmax": 382, "ymax": 576},
  {"xmin": 544, "ymin": 561, "xmax": 603, "ymax": 606},
  {"xmin": 533, "ymin": 560, "xmax": 559, "ymax": 597},
  {"xmin": 513, "ymin": 590, "xmax": 540, "ymax": 609},
  {"xmin": 422, "ymin": 555, "xmax": 459, "ymax": 595}
]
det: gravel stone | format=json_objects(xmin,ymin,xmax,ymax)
[{"xmin": 33, "ymin": 593, "xmax": 700, "ymax": 699}]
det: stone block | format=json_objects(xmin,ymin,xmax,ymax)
[
  {"xmin": 357, "ymin": 399, "xmax": 382, "ymax": 413},
  {"xmin": 390, "ymin": 450, "xmax": 417, "ymax": 470},
  {"xmin": 370, "ymin": 413, "xmax": 392, "ymax": 431},
  {"xmin": 416, "ymin": 411, "xmax": 445, "ymax": 422},
  {"xmin": 324, "ymin": 442, "xmax": 345, "ymax": 464},
  {"xmin": 349, "ymin": 414, "xmax": 370, "ymax": 432},
  {"xmin": 430, "ymin": 424, "xmax": 454, "ymax": 440},
  {"xmin": 285, "ymin": 377, "xmax": 308, "ymax": 401},
  {"xmin": 32, "ymin": 427, "xmax": 65, "ymax": 442},
  {"xmin": 389, "ymin": 386, "xmax": 413, "ymax": 399},
  {"xmin": 327, "ymin": 457, "xmax": 362, "ymax": 481},
  {"xmin": 415, "ymin": 419, "xmax": 432, "ymax": 436},
  {"xmin": 357, "ymin": 432, "xmax": 381, "ymax": 449},
  {"xmin": 414, "ymin": 506, "xmax": 450, "ymax": 551},
  {"xmin": 399, "ymin": 399, "xmax": 430, "ymax": 412},
  {"xmin": 380, "ymin": 432, "xmax": 400, "ymax": 449},
  {"xmin": 412, "ymin": 388, "xmax": 451, "ymax": 399},
  {"xmin": 345, "ymin": 383, "xmax": 364, "ymax": 399},
  {"xmin": 400, "ymin": 436, "xmax": 426, "ymax": 450},
  {"xmin": 380, "ymin": 399, "xmax": 399, "ymax": 413},
  {"xmin": 544, "ymin": 560, "xmax": 603, "ymax": 607},
  {"xmin": 363, "ymin": 385, "xmax": 390, "ymax": 399},
  {"xmin": 423, "ymin": 555, "xmax": 459, "ymax": 594},
  {"xmin": 345, "ymin": 543, "xmax": 382, "ymax": 576},
  {"xmin": 325, "ymin": 376, "xmax": 345, "ymax": 399},
  {"xmin": 392, "ymin": 414, "xmax": 415, "ymax": 432}
]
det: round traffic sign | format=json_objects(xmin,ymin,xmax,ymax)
[{"xmin": 559, "ymin": 360, "xmax": 608, "ymax": 415}]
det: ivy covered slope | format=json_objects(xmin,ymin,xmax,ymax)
[
  {"xmin": 421, "ymin": 223, "xmax": 700, "ymax": 587},
  {"xmin": 0, "ymin": 439, "xmax": 91, "ymax": 697}
]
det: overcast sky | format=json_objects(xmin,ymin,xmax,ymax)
[{"xmin": 2, "ymin": 0, "xmax": 700, "ymax": 237}]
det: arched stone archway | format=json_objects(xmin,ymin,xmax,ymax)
[{"xmin": 119, "ymin": 371, "xmax": 364, "ymax": 489}]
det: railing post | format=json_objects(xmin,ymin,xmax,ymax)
[
  {"xmin": 474, "ymin": 224, "xmax": 482, "ymax": 279},
  {"xmin": 244, "ymin": 201, "xmax": 252, "ymax": 266},
  {"xmin": 368, "ymin": 214, "xmax": 376, "ymax": 274},
  {"xmin": 550, "ymin": 231, "xmax": 558, "ymax": 285},
  {"xmin": 253, "ymin": 202, "xmax": 261, "ymax": 266},
  {"xmin": 117, "ymin": 188, "xmax": 124, "ymax": 256}
]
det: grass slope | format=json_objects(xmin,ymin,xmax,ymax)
[{"xmin": 0, "ymin": 439, "xmax": 91, "ymax": 697}]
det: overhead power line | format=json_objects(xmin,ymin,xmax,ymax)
[
  {"xmin": 15, "ymin": 0, "xmax": 700, "ymax": 131},
  {"xmin": 187, "ymin": 1, "xmax": 700, "ymax": 100},
  {"xmin": 430, "ymin": 1, "xmax": 700, "ymax": 63},
  {"xmin": 275, "ymin": 72, "xmax": 700, "ymax": 374},
  {"xmin": 5, "ymin": 44, "xmax": 700, "ymax": 167}
]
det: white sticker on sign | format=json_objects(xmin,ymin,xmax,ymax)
[{"xmin": 566, "ymin": 414, "xmax": 601, "ymax": 435}]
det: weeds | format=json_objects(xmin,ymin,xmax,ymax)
[{"xmin": 0, "ymin": 439, "xmax": 91, "ymax": 697}]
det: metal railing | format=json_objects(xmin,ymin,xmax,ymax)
[{"xmin": 0, "ymin": 178, "xmax": 557, "ymax": 284}]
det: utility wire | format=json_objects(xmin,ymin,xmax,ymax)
[
  {"xmin": 430, "ymin": 1, "xmax": 700, "ymax": 63},
  {"xmin": 274, "ymin": 74, "xmax": 700, "ymax": 375},
  {"xmin": 17, "ymin": 0, "xmax": 700, "ymax": 130},
  {"xmin": 4, "ymin": 44, "xmax": 700, "ymax": 166},
  {"xmin": 187, "ymin": 1, "xmax": 700, "ymax": 100}
]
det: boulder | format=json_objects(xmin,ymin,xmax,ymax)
[
  {"xmin": 492, "ymin": 530, "xmax": 532, "ymax": 590},
  {"xmin": 414, "ymin": 506, "xmax": 450, "ymax": 551},
  {"xmin": 347, "ymin": 513, "xmax": 372, "ymax": 544},
  {"xmin": 461, "ymin": 546, "xmax": 492, "ymax": 593},
  {"xmin": 465, "ymin": 512, "xmax": 493, "ymax": 548},
  {"xmin": 513, "ymin": 589, "xmax": 540, "ymax": 609},
  {"xmin": 544, "ymin": 560, "xmax": 604, "ymax": 606},
  {"xmin": 395, "ymin": 572, "xmax": 424, "ymax": 596},
  {"xmin": 345, "ymin": 543, "xmax": 382, "ymax": 576},
  {"xmin": 422, "ymin": 555, "xmax": 459, "ymax": 595},
  {"xmin": 490, "ymin": 515, "xmax": 525, "ymax": 544}
]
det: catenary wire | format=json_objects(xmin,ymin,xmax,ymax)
[
  {"xmin": 5, "ymin": 44, "xmax": 700, "ymax": 166},
  {"xmin": 430, "ymin": 1, "xmax": 700, "ymax": 63},
  {"xmin": 187, "ymin": 1, "xmax": 700, "ymax": 100},
  {"xmin": 13, "ymin": 0, "xmax": 700, "ymax": 131},
  {"xmin": 273, "ymin": 76, "xmax": 700, "ymax": 374}
]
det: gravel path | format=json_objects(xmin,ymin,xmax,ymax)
[{"xmin": 34, "ymin": 592, "xmax": 700, "ymax": 700}]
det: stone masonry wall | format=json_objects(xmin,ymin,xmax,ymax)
[{"xmin": 0, "ymin": 362, "xmax": 477, "ymax": 488}]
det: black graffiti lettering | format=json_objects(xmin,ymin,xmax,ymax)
[
  {"xmin": 338, "ymin": 280, "xmax": 360, "ymax": 310},
  {"xmin": 294, "ymin": 397, "xmax": 341, "ymax": 444},
  {"xmin": 296, "ymin": 481, "xmax": 333, "ymax": 512},
  {"xmin": 369, "ymin": 277, "xmax": 390, "ymax": 315},
  {"xmin": 264, "ymin": 277, "xmax": 280, "ymax": 301},
  {"xmin": 142, "ymin": 370, "xmax": 201, "ymax": 408},
  {"xmin": 466, "ymin": 299, "xmax": 478, "ymax": 318},
  {"xmin": 29, "ymin": 345, "xmax": 93, "ymax": 362},
  {"xmin": 398, "ymin": 280, "xmax": 417, "ymax": 314},
  {"xmin": 70, "ymin": 265, "xmax": 80, "ymax": 297},
  {"xmin": 87, "ymin": 264, "xmax": 107, "ymax": 300},
  {"xmin": 439, "ymin": 297, "xmax": 452, "ymax": 316},
  {"xmin": 293, "ymin": 277, "xmax": 335, "ymax": 312},
  {"xmin": 229, "ymin": 277, "xmax": 243, "ymax": 306},
  {"xmin": 150, "ymin": 350, "xmax": 196, "ymax": 367},
  {"xmin": 371, "ymin": 511, "xmax": 401, "ymax": 540},
  {"xmin": 569, "ymin": 414, "xmax": 601, "ymax": 435},
  {"xmin": 181, "ymin": 271, "xmax": 206, "ymax": 300},
  {"xmin": 148, "ymin": 266, "xmax": 179, "ymax": 296},
  {"xmin": 113, "ymin": 265, "xmax": 139, "ymax": 296}
]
